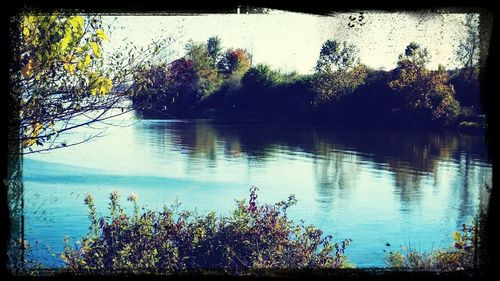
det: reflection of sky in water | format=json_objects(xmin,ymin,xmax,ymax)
[{"xmin": 24, "ymin": 119, "xmax": 492, "ymax": 268}]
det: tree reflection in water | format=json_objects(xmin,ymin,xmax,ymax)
[{"xmin": 135, "ymin": 120, "xmax": 491, "ymax": 221}]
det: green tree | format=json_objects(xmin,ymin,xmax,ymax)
[
  {"xmin": 389, "ymin": 42, "xmax": 460, "ymax": 123},
  {"xmin": 207, "ymin": 36, "xmax": 223, "ymax": 67},
  {"xmin": 397, "ymin": 42, "xmax": 430, "ymax": 70},
  {"xmin": 312, "ymin": 65, "xmax": 367, "ymax": 105},
  {"xmin": 131, "ymin": 59, "xmax": 200, "ymax": 113},
  {"xmin": 217, "ymin": 48, "xmax": 251, "ymax": 79},
  {"xmin": 8, "ymin": 13, "xmax": 176, "ymax": 274},
  {"xmin": 165, "ymin": 59, "xmax": 199, "ymax": 107},
  {"xmin": 241, "ymin": 64, "xmax": 283, "ymax": 90},
  {"xmin": 312, "ymin": 40, "xmax": 366, "ymax": 105},
  {"xmin": 10, "ymin": 14, "xmax": 114, "ymax": 154},
  {"xmin": 456, "ymin": 14, "xmax": 480, "ymax": 71},
  {"xmin": 130, "ymin": 64, "xmax": 170, "ymax": 112},
  {"xmin": 315, "ymin": 39, "xmax": 360, "ymax": 73},
  {"xmin": 131, "ymin": 39, "xmax": 226, "ymax": 113},
  {"xmin": 185, "ymin": 40, "xmax": 222, "ymax": 97},
  {"xmin": 9, "ymin": 13, "xmax": 175, "ymax": 155},
  {"xmin": 452, "ymin": 14, "xmax": 481, "ymax": 111}
]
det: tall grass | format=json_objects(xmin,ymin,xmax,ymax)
[{"xmin": 386, "ymin": 217, "xmax": 484, "ymax": 271}]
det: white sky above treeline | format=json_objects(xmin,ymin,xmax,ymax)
[{"xmin": 101, "ymin": 10, "xmax": 479, "ymax": 74}]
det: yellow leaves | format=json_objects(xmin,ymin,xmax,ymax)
[
  {"xmin": 77, "ymin": 60, "xmax": 83, "ymax": 71},
  {"xmin": 22, "ymin": 15, "xmax": 106, "ymax": 87},
  {"xmin": 66, "ymin": 16, "xmax": 85, "ymax": 42},
  {"xmin": 22, "ymin": 139, "xmax": 36, "ymax": 148},
  {"xmin": 22, "ymin": 15, "xmax": 37, "ymax": 38},
  {"xmin": 32, "ymin": 123, "xmax": 43, "ymax": 136},
  {"xmin": 19, "ymin": 14, "xmax": 115, "ymax": 98},
  {"xmin": 100, "ymin": 77, "xmax": 113, "ymax": 94},
  {"xmin": 96, "ymin": 29, "xmax": 109, "ymax": 42},
  {"xmin": 90, "ymin": 41, "xmax": 101, "ymax": 58},
  {"xmin": 22, "ymin": 25, "xmax": 30, "ymax": 37},
  {"xmin": 21, "ymin": 58, "xmax": 33, "ymax": 79},
  {"xmin": 89, "ymin": 88, "xmax": 98, "ymax": 96},
  {"xmin": 435, "ymin": 84, "xmax": 452, "ymax": 95},
  {"xmin": 84, "ymin": 54, "xmax": 92, "ymax": 67},
  {"xmin": 452, "ymin": 231, "xmax": 461, "ymax": 242},
  {"xmin": 64, "ymin": 62, "xmax": 76, "ymax": 74},
  {"xmin": 77, "ymin": 54, "xmax": 92, "ymax": 71},
  {"xmin": 60, "ymin": 16, "xmax": 84, "ymax": 52},
  {"xmin": 88, "ymin": 72, "xmax": 113, "ymax": 96},
  {"xmin": 88, "ymin": 72, "xmax": 98, "ymax": 85},
  {"xmin": 22, "ymin": 123, "xmax": 44, "ymax": 148},
  {"xmin": 67, "ymin": 16, "xmax": 84, "ymax": 32},
  {"xmin": 62, "ymin": 55, "xmax": 76, "ymax": 74},
  {"xmin": 60, "ymin": 31, "xmax": 71, "ymax": 51}
]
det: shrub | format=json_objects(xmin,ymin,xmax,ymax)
[
  {"xmin": 311, "ymin": 65, "xmax": 367, "ymax": 107},
  {"xmin": 130, "ymin": 60, "xmax": 199, "ymax": 113},
  {"xmin": 241, "ymin": 64, "xmax": 284, "ymax": 90},
  {"xmin": 130, "ymin": 64, "xmax": 170, "ymax": 112},
  {"xmin": 389, "ymin": 43, "xmax": 461, "ymax": 125},
  {"xmin": 386, "ymin": 223, "xmax": 480, "ymax": 271},
  {"xmin": 61, "ymin": 187, "xmax": 352, "ymax": 274}
]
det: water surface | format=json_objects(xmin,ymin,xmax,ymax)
[{"xmin": 24, "ymin": 119, "xmax": 492, "ymax": 268}]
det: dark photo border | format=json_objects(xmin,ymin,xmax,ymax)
[{"xmin": 3, "ymin": 0, "xmax": 497, "ymax": 280}]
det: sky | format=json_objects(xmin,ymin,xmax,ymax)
[{"xmin": 101, "ymin": 10, "xmax": 479, "ymax": 74}]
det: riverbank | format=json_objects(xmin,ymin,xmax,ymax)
[
  {"xmin": 133, "ymin": 109, "xmax": 487, "ymax": 134},
  {"xmin": 15, "ymin": 187, "xmax": 487, "ymax": 276}
]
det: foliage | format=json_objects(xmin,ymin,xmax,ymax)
[
  {"xmin": 396, "ymin": 42, "xmax": 430, "ymax": 70},
  {"xmin": 389, "ymin": 43, "xmax": 460, "ymax": 124},
  {"xmin": 450, "ymin": 67, "xmax": 481, "ymax": 111},
  {"xmin": 315, "ymin": 40, "xmax": 360, "ymax": 73},
  {"xmin": 309, "ymin": 68, "xmax": 400, "ymax": 125},
  {"xmin": 207, "ymin": 36, "xmax": 223, "ymax": 67},
  {"xmin": 127, "ymin": 35, "xmax": 480, "ymax": 129},
  {"xmin": 11, "ymin": 14, "xmax": 113, "ymax": 153},
  {"xmin": 132, "ymin": 39, "xmax": 224, "ymax": 114},
  {"xmin": 311, "ymin": 40, "xmax": 366, "ymax": 109},
  {"xmin": 130, "ymin": 59, "xmax": 200, "ymax": 113},
  {"xmin": 218, "ymin": 48, "xmax": 251, "ymax": 79},
  {"xmin": 10, "ymin": 13, "xmax": 176, "ymax": 154},
  {"xmin": 241, "ymin": 64, "xmax": 284, "ymax": 90},
  {"xmin": 456, "ymin": 14, "xmax": 480, "ymax": 70},
  {"xmin": 453, "ymin": 14, "xmax": 481, "ymax": 112},
  {"xmin": 61, "ymin": 187, "xmax": 352, "ymax": 274},
  {"xmin": 165, "ymin": 59, "xmax": 200, "ymax": 105},
  {"xmin": 212, "ymin": 64, "xmax": 316, "ymax": 118},
  {"xmin": 387, "ymin": 223, "xmax": 480, "ymax": 271},
  {"xmin": 185, "ymin": 41, "xmax": 223, "ymax": 97},
  {"xmin": 312, "ymin": 64, "xmax": 367, "ymax": 106},
  {"xmin": 130, "ymin": 64, "xmax": 170, "ymax": 112}
]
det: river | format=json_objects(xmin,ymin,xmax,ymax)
[{"xmin": 23, "ymin": 118, "xmax": 492, "ymax": 268}]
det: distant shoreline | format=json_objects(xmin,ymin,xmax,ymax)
[{"xmin": 132, "ymin": 109, "xmax": 487, "ymax": 134}]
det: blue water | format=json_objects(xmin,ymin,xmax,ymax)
[{"xmin": 23, "ymin": 119, "xmax": 492, "ymax": 268}]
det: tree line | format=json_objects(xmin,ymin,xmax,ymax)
[
  {"xmin": 9, "ymin": 13, "xmax": 484, "ymax": 156},
  {"xmin": 130, "ymin": 15, "xmax": 483, "ymax": 129}
]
